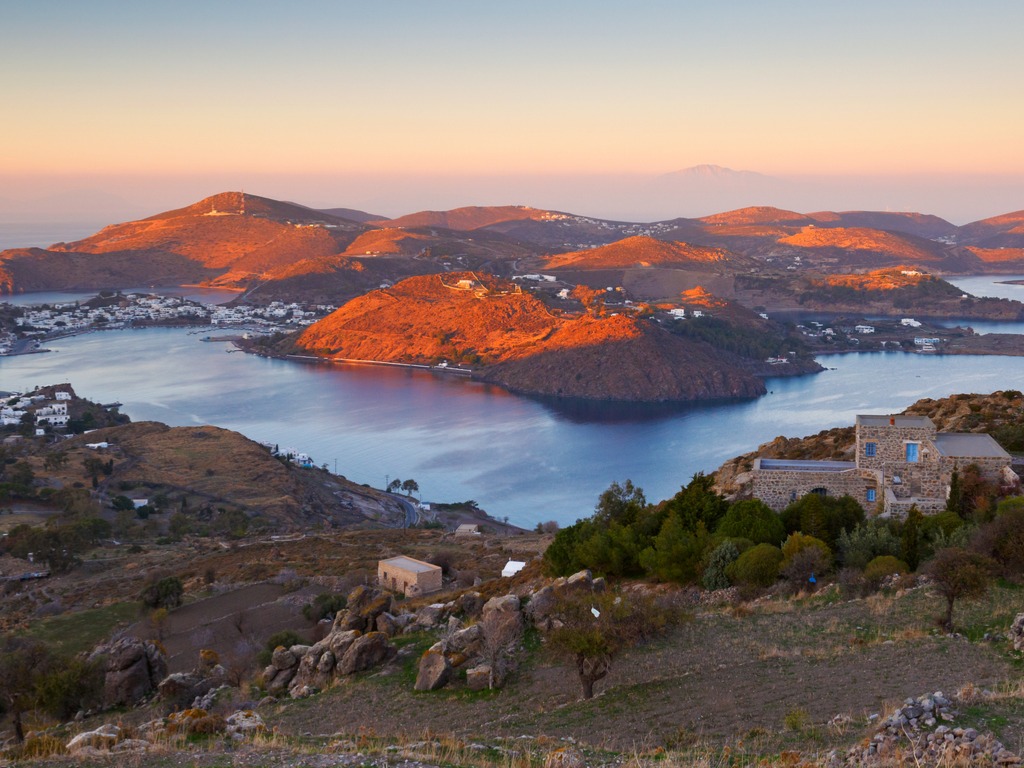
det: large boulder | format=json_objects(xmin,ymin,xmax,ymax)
[
  {"xmin": 88, "ymin": 637, "xmax": 167, "ymax": 708},
  {"xmin": 465, "ymin": 664, "xmax": 492, "ymax": 692},
  {"xmin": 414, "ymin": 647, "xmax": 451, "ymax": 691},
  {"xmin": 449, "ymin": 623, "xmax": 483, "ymax": 655},
  {"xmin": 338, "ymin": 631, "xmax": 392, "ymax": 675},
  {"xmin": 1009, "ymin": 612, "xmax": 1024, "ymax": 651},
  {"xmin": 454, "ymin": 591, "xmax": 484, "ymax": 618},
  {"xmin": 525, "ymin": 585, "xmax": 557, "ymax": 629},
  {"xmin": 415, "ymin": 603, "xmax": 446, "ymax": 628},
  {"xmin": 67, "ymin": 724, "xmax": 121, "ymax": 753},
  {"xmin": 333, "ymin": 586, "xmax": 393, "ymax": 633},
  {"xmin": 482, "ymin": 594, "xmax": 521, "ymax": 622}
]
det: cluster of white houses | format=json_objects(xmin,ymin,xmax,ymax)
[
  {"xmin": 749, "ymin": 414, "xmax": 1019, "ymax": 517},
  {"xmin": 1, "ymin": 390, "xmax": 71, "ymax": 428},
  {"xmin": 4, "ymin": 294, "xmax": 336, "ymax": 348}
]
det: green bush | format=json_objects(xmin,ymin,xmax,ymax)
[
  {"xmin": 303, "ymin": 592, "xmax": 347, "ymax": 622},
  {"xmin": 781, "ymin": 532, "xmax": 833, "ymax": 572},
  {"xmin": 715, "ymin": 499, "xmax": 785, "ymax": 545},
  {"xmin": 257, "ymin": 629, "xmax": 305, "ymax": 667},
  {"xmin": 702, "ymin": 540, "xmax": 740, "ymax": 590},
  {"xmin": 727, "ymin": 543, "xmax": 783, "ymax": 587},
  {"xmin": 838, "ymin": 522, "xmax": 901, "ymax": 570},
  {"xmin": 140, "ymin": 576, "xmax": 183, "ymax": 610},
  {"xmin": 863, "ymin": 555, "xmax": 909, "ymax": 590}
]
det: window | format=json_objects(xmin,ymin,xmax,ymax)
[
  {"xmin": 905, "ymin": 443, "xmax": 919, "ymax": 463},
  {"xmin": 866, "ymin": 488, "xmax": 876, "ymax": 503},
  {"xmin": 811, "ymin": 487, "xmax": 828, "ymax": 498},
  {"xmin": 864, "ymin": 441, "xmax": 877, "ymax": 457}
]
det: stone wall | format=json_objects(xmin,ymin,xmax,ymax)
[{"xmin": 751, "ymin": 463, "xmax": 878, "ymax": 512}]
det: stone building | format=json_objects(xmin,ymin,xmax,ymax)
[
  {"xmin": 750, "ymin": 414, "xmax": 1018, "ymax": 517},
  {"xmin": 377, "ymin": 556, "xmax": 443, "ymax": 597}
]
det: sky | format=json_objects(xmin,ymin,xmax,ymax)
[{"xmin": 1, "ymin": 0, "xmax": 1022, "ymax": 225}]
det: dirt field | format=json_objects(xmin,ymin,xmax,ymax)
[
  {"xmin": 128, "ymin": 582, "xmax": 322, "ymax": 673},
  {"xmin": 270, "ymin": 583, "xmax": 1024, "ymax": 755}
]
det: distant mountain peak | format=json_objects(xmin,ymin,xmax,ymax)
[{"xmin": 661, "ymin": 165, "xmax": 775, "ymax": 181}]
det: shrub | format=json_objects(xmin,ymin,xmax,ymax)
[
  {"xmin": 970, "ymin": 507, "xmax": 1024, "ymax": 577},
  {"xmin": 140, "ymin": 576, "xmax": 183, "ymax": 610},
  {"xmin": 838, "ymin": 522, "xmax": 901, "ymax": 570},
  {"xmin": 863, "ymin": 555, "xmax": 909, "ymax": 591},
  {"xmin": 727, "ymin": 543, "xmax": 783, "ymax": 588},
  {"xmin": 715, "ymin": 500, "xmax": 785, "ymax": 545},
  {"xmin": 303, "ymin": 592, "xmax": 347, "ymax": 622},
  {"xmin": 256, "ymin": 629, "xmax": 305, "ymax": 667},
  {"xmin": 781, "ymin": 533, "xmax": 833, "ymax": 572},
  {"xmin": 702, "ymin": 540, "xmax": 740, "ymax": 590}
]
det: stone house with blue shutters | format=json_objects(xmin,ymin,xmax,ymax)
[{"xmin": 750, "ymin": 414, "xmax": 1018, "ymax": 517}]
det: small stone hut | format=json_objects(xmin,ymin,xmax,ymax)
[{"xmin": 378, "ymin": 556, "xmax": 443, "ymax": 597}]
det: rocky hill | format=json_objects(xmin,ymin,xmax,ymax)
[
  {"xmin": 734, "ymin": 267, "xmax": 1024, "ymax": 319},
  {"xmin": 287, "ymin": 273, "xmax": 768, "ymax": 402},
  {"xmin": 540, "ymin": 235, "xmax": 749, "ymax": 271},
  {"xmin": 59, "ymin": 421, "xmax": 404, "ymax": 530},
  {"xmin": 0, "ymin": 192, "xmax": 367, "ymax": 295}
]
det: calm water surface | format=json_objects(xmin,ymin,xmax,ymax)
[{"xmin": 2, "ymin": 327, "xmax": 1023, "ymax": 527}]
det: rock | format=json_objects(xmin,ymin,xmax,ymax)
[
  {"xmin": 271, "ymin": 646, "xmax": 297, "ymax": 670},
  {"xmin": 454, "ymin": 591, "xmax": 484, "ymax": 618},
  {"xmin": 544, "ymin": 746, "xmax": 584, "ymax": 768},
  {"xmin": 450, "ymin": 623, "xmax": 483, "ymax": 653},
  {"xmin": 525, "ymin": 585, "xmax": 557, "ymax": 628},
  {"xmin": 157, "ymin": 672, "xmax": 209, "ymax": 709},
  {"xmin": 67, "ymin": 724, "xmax": 121, "ymax": 753},
  {"xmin": 225, "ymin": 709, "xmax": 266, "ymax": 737},
  {"xmin": 482, "ymin": 594, "xmax": 521, "ymax": 622},
  {"xmin": 565, "ymin": 570, "xmax": 593, "ymax": 590},
  {"xmin": 111, "ymin": 738, "xmax": 151, "ymax": 753},
  {"xmin": 415, "ymin": 604, "xmax": 446, "ymax": 628},
  {"xmin": 376, "ymin": 612, "xmax": 398, "ymax": 636},
  {"xmin": 466, "ymin": 664, "xmax": 491, "ymax": 691},
  {"xmin": 328, "ymin": 629, "xmax": 361, "ymax": 660},
  {"xmin": 334, "ymin": 586, "xmax": 393, "ymax": 633},
  {"xmin": 1009, "ymin": 613, "xmax": 1024, "ymax": 651},
  {"xmin": 88, "ymin": 637, "xmax": 167, "ymax": 708},
  {"xmin": 266, "ymin": 665, "xmax": 296, "ymax": 695},
  {"xmin": 414, "ymin": 648, "xmax": 451, "ymax": 691},
  {"xmin": 338, "ymin": 631, "xmax": 392, "ymax": 675}
]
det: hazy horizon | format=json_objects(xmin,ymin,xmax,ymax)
[{"xmin": 1, "ymin": 168, "xmax": 1021, "ymax": 233}]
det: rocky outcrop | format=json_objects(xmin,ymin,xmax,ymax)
[
  {"xmin": 414, "ymin": 647, "xmax": 451, "ymax": 692},
  {"xmin": 261, "ymin": 587, "xmax": 397, "ymax": 699},
  {"xmin": 333, "ymin": 586, "xmax": 393, "ymax": 633},
  {"xmin": 157, "ymin": 649, "xmax": 228, "ymax": 710},
  {"xmin": 88, "ymin": 637, "xmax": 167, "ymax": 708},
  {"xmin": 337, "ymin": 632, "xmax": 392, "ymax": 676}
]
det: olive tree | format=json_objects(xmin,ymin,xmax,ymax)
[{"xmin": 546, "ymin": 589, "xmax": 675, "ymax": 699}]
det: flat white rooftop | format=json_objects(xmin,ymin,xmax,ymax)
[{"xmin": 380, "ymin": 556, "xmax": 440, "ymax": 573}]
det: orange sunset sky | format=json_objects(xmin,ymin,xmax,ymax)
[{"xmin": 1, "ymin": 0, "xmax": 1021, "ymax": 224}]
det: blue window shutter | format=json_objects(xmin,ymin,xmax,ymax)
[{"xmin": 906, "ymin": 443, "xmax": 919, "ymax": 462}]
